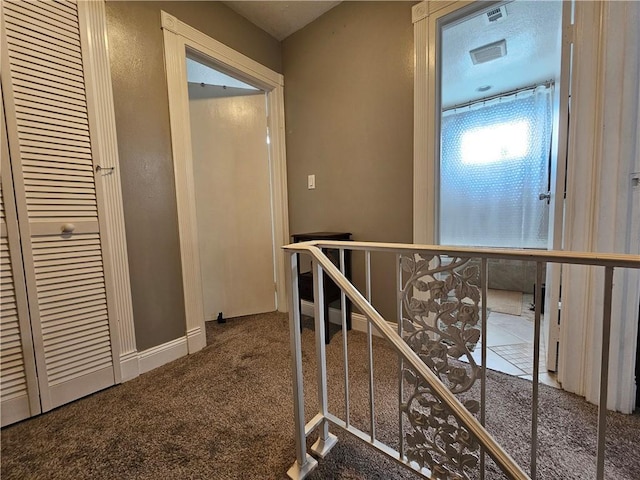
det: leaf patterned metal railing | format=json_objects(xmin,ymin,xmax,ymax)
[
  {"xmin": 401, "ymin": 253, "xmax": 483, "ymax": 479},
  {"xmin": 283, "ymin": 241, "xmax": 640, "ymax": 480}
]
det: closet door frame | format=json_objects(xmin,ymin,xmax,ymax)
[
  {"xmin": 77, "ymin": 0, "xmax": 136, "ymax": 381},
  {"xmin": 1, "ymin": 0, "xmax": 136, "ymax": 412}
]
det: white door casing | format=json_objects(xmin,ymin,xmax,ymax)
[
  {"xmin": 162, "ymin": 12, "xmax": 289, "ymax": 350},
  {"xmin": 413, "ymin": 0, "xmax": 567, "ymax": 371},
  {"xmin": 559, "ymin": 0, "xmax": 640, "ymax": 413},
  {"xmin": 1, "ymin": 0, "xmax": 127, "ymax": 413},
  {"xmin": 413, "ymin": 0, "xmax": 640, "ymax": 412},
  {"xmin": 543, "ymin": 1, "xmax": 573, "ymax": 372},
  {"xmin": 76, "ymin": 0, "xmax": 138, "ymax": 381},
  {"xmin": 190, "ymin": 92, "xmax": 277, "ymax": 319}
]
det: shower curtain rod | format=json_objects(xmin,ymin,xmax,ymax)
[{"xmin": 443, "ymin": 79, "xmax": 554, "ymax": 113}]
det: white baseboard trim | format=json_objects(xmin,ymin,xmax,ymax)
[
  {"xmin": 138, "ymin": 336, "xmax": 188, "ymax": 374},
  {"xmin": 119, "ymin": 351, "xmax": 140, "ymax": 382},
  {"xmin": 186, "ymin": 326, "xmax": 205, "ymax": 353},
  {"xmin": 300, "ymin": 300, "xmax": 396, "ymax": 338}
]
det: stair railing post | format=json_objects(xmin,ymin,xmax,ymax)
[
  {"xmin": 310, "ymin": 258, "xmax": 338, "ymax": 457},
  {"xmin": 286, "ymin": 252, "xmax": 318, "ymax": 479},
  {"xmin": 596, "ymin": 266, "xmax": 614, "ymax": 480}
]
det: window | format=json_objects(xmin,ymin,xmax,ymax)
[{"xmin": 439, "ymin": 87, "xmax": 553, "ymax": 248}]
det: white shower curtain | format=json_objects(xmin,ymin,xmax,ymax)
[{"xmin": 439, "ymin": 86, "xmax": 553, "ymax": 248}]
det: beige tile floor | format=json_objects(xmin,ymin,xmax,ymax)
[{"xmin": 472, "ymin": 293, "xmax": 561, "ymax": 389}]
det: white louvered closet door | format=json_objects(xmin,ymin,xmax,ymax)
[
  {"xmin": 1, "ymin": 0, "xmax": 119, "ymax": 413},
  {"xmin": 1, "ymin": 101, "xmax": 41, "ymax": 427}
]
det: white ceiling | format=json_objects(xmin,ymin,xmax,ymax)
[
  {"xmin": 223, "ymin": 1, "xmax": 341, "ymax": 41},
  {"xmin": 442, "ymin": 1, "xmax": 563, "ymax": 108}
]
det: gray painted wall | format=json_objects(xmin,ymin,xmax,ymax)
[
  {"xmin": 283, "ymin": 2, "xmax": 416, "ymax": 320},
  {"xmin": 105, "ymin": 1, "xmax": 282, "ymax": 351}
]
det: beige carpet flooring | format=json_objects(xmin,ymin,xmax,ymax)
[{"xmin": 1, "ymin": 312, "xmax": 639, "ymax": 479}]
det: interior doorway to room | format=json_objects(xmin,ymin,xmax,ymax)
[
  {"xmin": 437, "ymin": 1, "xmax": 565, "ymax": 385},
  {"xmin": 186, "ymin": 56, "xmax": 277, "ymax": 321}
]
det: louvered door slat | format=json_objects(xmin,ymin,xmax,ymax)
[
  {"xmin": 25, "ymin": 179, "xmax": 95, "ymax": 191},
  {"xmin": 46, "ymin": 342, "xmax": 111, "ymax": 368},
  {"xmin": 20, "ymin": 124, "xmax": 93, "ymax": 143},
  {"xmin": 40, "ymin": 287, "xmax": 104, "ymax": 304},
  {"xmin": 24, "ymin": 170, "xmax": 95, "ymax": 183},
  {"xmin": 6, "ymin": 3, "xmax": 81, "ymax": 40},
  {"xmin": 16, "ymin": 103, "xmax": 88, "ymax": 126},
  {"xmin": 36, "ymin": 268, "xmax": 104, "ymax": 285},
  {"xmin": 14, "ymin": 69, "xmax": 86, "ymax": 96},
  {"xmin": 2, "ymin": 306, "xmax": 18, "ymax": 319},
  {"xmin": 24, "ymin": 162, "xmax": 95, "ymax": 175},
  {"xmin": 43, "ymin": 327, "xmax": 108, "ymax": 351},
  {"xmin": 14, "ymin": 78, "xmax": 84, "ymax": 105},
  {"xmin": 2, "ymin": 344, "xmax": 24, "ymax": 362},
  {"xmin": 42, "ymin": 315, "xmax": 109, "ymax": 339},
  {"xmin": 21, "ymin": 0, "xmax": 79, "ymax": 29},
  {"xmin": 11, "ymin": 55, "xmax": 85, "ymax": 85},
  {"xmin": 38, "ymin": 293, "xmax": 106, "ymax": 313},
  {"xmin": 40, "ymin": 297, "xmax": 106, "ymax": 319},
  {"xmin": 42, "ymin": 319, "xmax": 109, "ymax": 344},
  {"xmin": 4, "ymin": 22, "xmax": 81, "ymax": 62},
  {"xmin": 35, "ymin": 248, "xmax": 101, "ymax": 262},
  {"xmin": 52, "ymin": 0, "xmax": 78, "ymax": 17},
  {"xmin": 31, "ymin": 203, "xmax": 96, "ymax": 216},
  {"xmin": 21, "ymin": 144, "xmax": 92, "ymax": 159},
  {"xmin": 14, "ymin": 85, "xmax": 88, "ymax": 110},
  {"xmin": 48, "ymin": 353, "xmax": 112, "ymax": 384},
  {"xmin": 14, "ymin": 96, "xmax": 88, "ymax": 120},
  {"xmin": 7, "ymin": 41, "xmax": 84, "ymax": 75},
  {"xmin": 21, "ymin": 140, "xmax": 92, "ymax": 156},
  {"xmin": 24, "ymin": 171, "xmax": 96, "ymax": 183},
  {"xmin": 5, "ymin": 3, "xmax": 81, "ymax": 38},
  {"xmin": 1, "ymin": 289, "xmax": 16, "ymax": 303},
  {"xmin": 1, "ymin": 342, "xmax": 22, "ymax": 356},
  {"xmin": 6, "ymin": 30, "xmax": 83, "ymax": 67},
  {"xmin": 4, "ymin": 15, "xmax": 82, "ymax": 57},
  {"xmin": 3, "ymin": 0, "xmax": 116, "ymax": 413},
  {"xmin": 36, "ymin": 260, "xmax": 103, "ymax": 276},
  {"xmin": 35, "ymin": 248, "xmax": 103, "ymax": 261},
  {"xmin": 20, "ymin": 119, "xmax": 89, "ymax": 139},
  {"xmin": 23, "ymin": 154, "xmax": 93, "ymax": 169},
  {"xmin": 32, "ymin": 234, "xmax": 100, "ymax": 247}
]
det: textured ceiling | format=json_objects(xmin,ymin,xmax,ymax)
[
  {"xmin": 223, "ymin": 1, "xmax": 341, "ymax": 41},
  {"xmin": 222, "ymin": 1, "xmax": 561, "ymax": 106},
  {"xmin": 442, "ymin": 0, "xmax": 563, "ymax": 108}
]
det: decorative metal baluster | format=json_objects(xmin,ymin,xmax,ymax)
[
  {"xmin": 365, "ymin": 250, "xmax": 376, "ymax": 442},
  {"xmin": 596, "ymin": 266, "xmax": 614, "ymax": 480},
  {"xmin": 339, "ymin": 248, "xmax": 351, "ymax": 428},
  {"xmin": 480, "ymin": 258, "xmax": 488, "ymax": 480},
  {"xmin": 397, "ymin": 253, "xmax": 405, "ymax": 460},
  {"xmin": 531, "ymin": 262, "xmax": 544, "ymax": 479},
  {"xmin": 400, "ymin": 253, "xmax": 482, "ymax": 480},
  {"xmin": 286, "ymin": 252, "xmax": 317, "ymax": 479},
  {"xmin": 310, "ymin": 260, "xmax": 338, "ymax": 458}
]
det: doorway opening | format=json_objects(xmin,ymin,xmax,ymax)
[
  {"xmin": 438, "ymin": 0, "xmax": 564, "ymax": 386},
  {"xmin": 161, "ymin": 11, "xmax": 289, "ymax": 353},
  {"xmin": 186, "ymin": 56, "xmax": 277, "ymax": 322}
]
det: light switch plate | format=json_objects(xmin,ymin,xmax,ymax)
[{"xmin": 308, "ymin": 174, "xmax": 316, "ymax": 190}]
